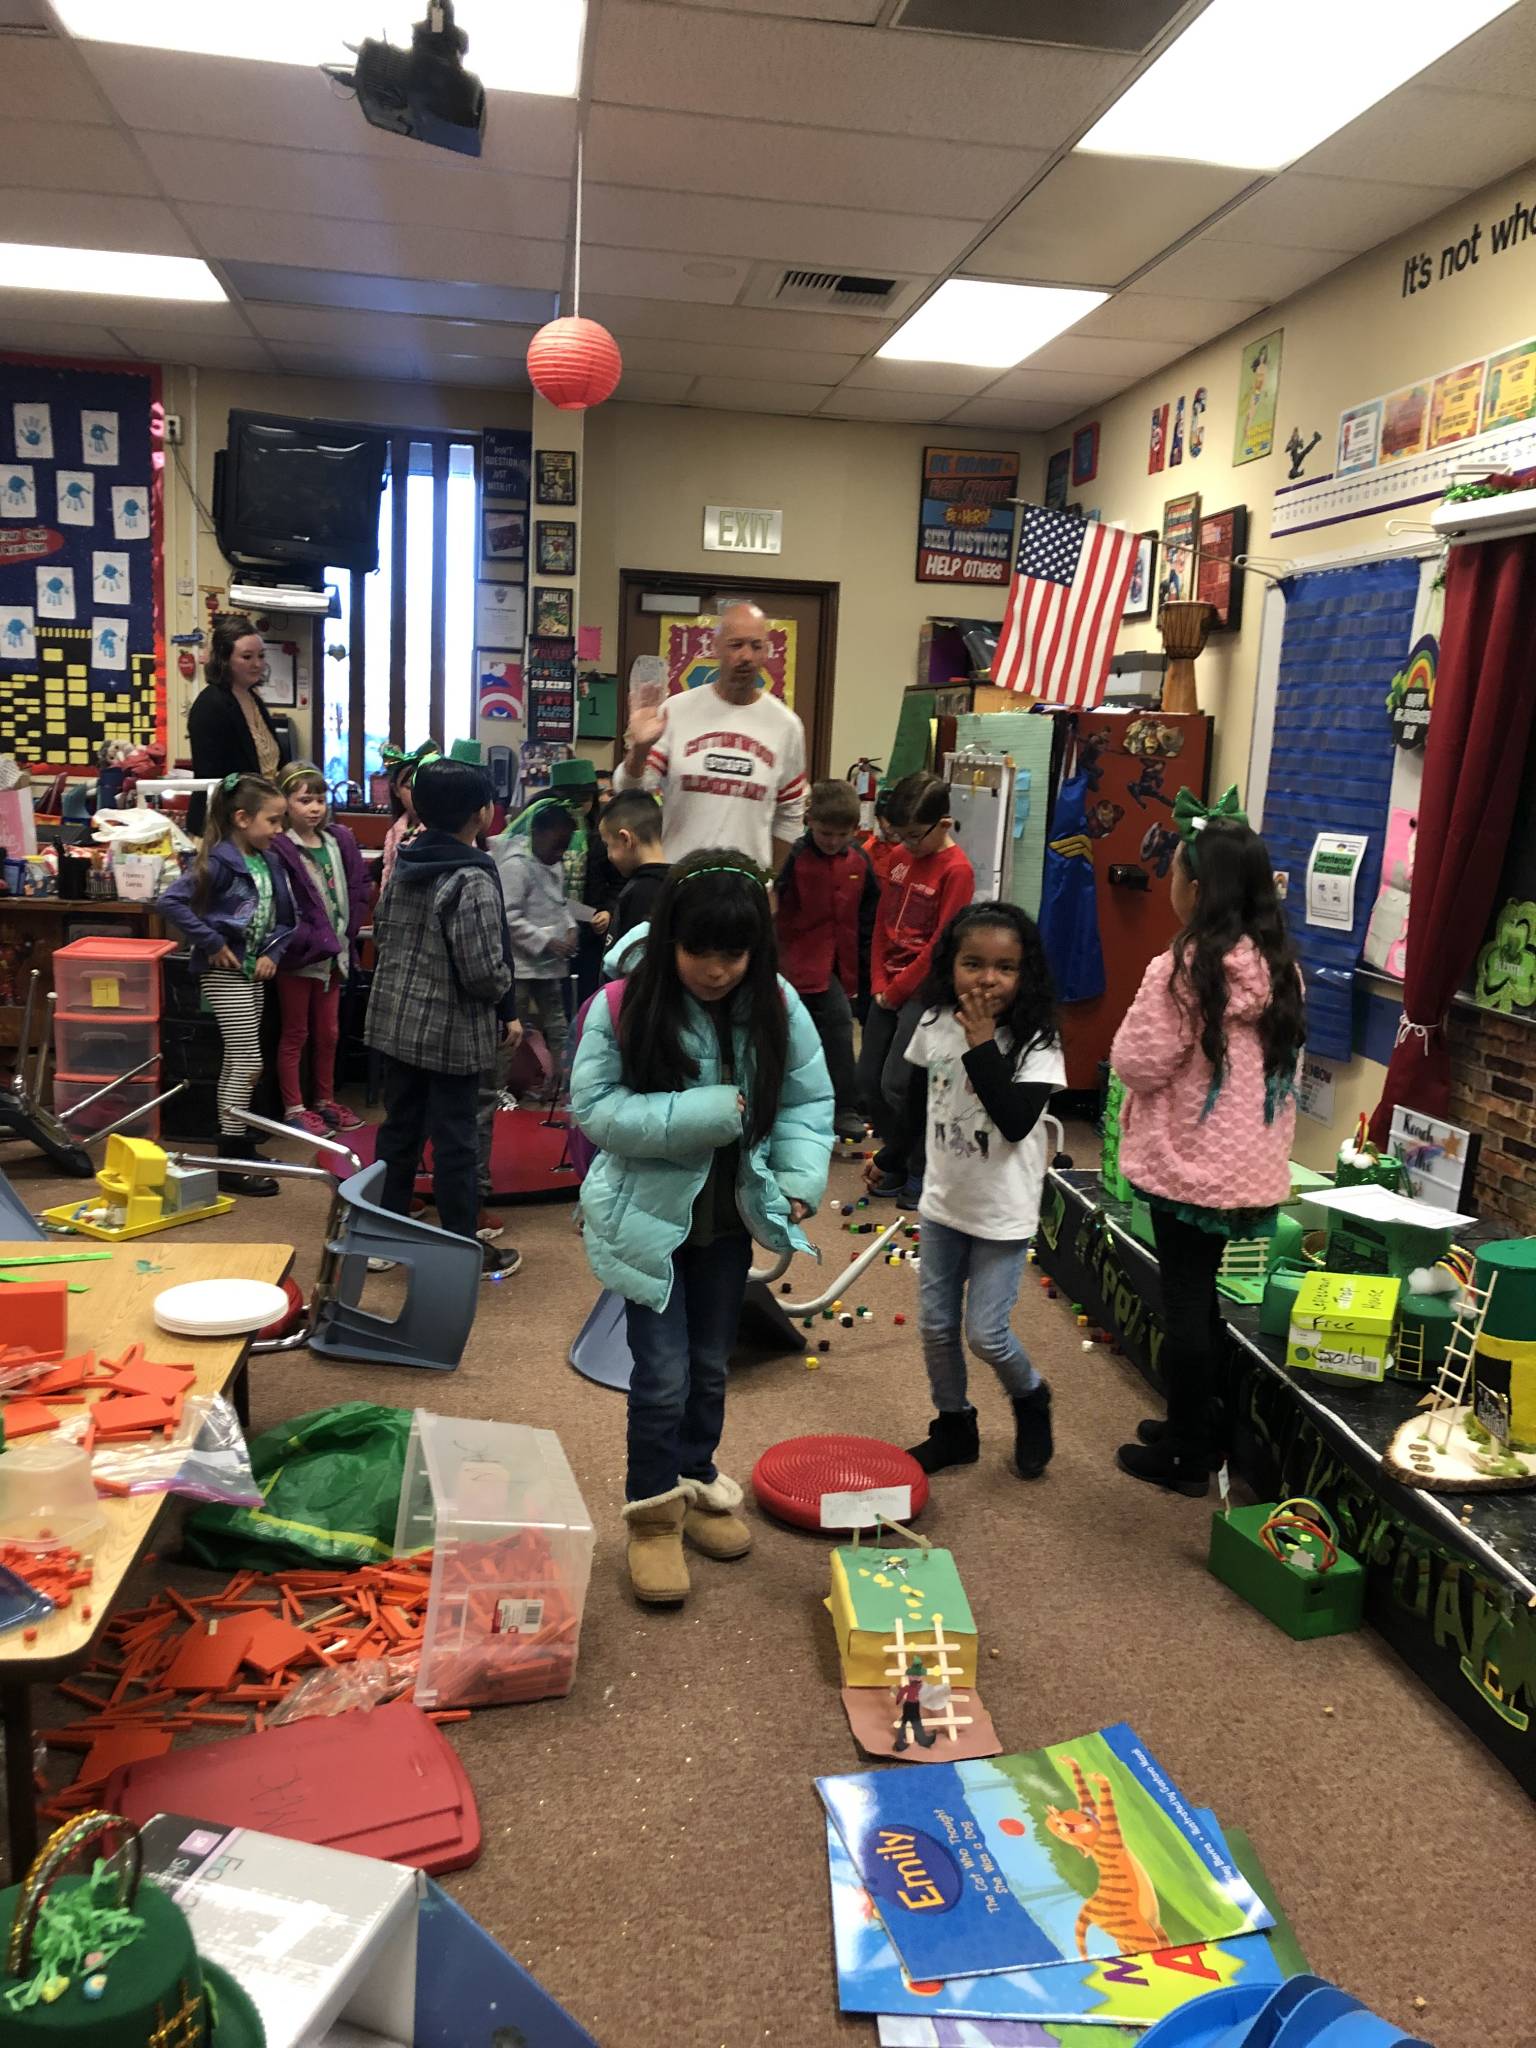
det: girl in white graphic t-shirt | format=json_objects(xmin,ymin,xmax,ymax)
[{"xmin": 902, "ymin": 903, "xmax": 1065, "ymax": 1482}]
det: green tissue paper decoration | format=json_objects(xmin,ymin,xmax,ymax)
[
  {"xmin": 1474, "ymin": 899, "xmax": 1536, "ymax": 1014},
  {"xmin": 1102, "ymin": 1069, "xmax": 1132, "ymax": 1202},
  {"xmin": 4, "ymin": 1861, "xmax": 144, "ymax": 2013}
]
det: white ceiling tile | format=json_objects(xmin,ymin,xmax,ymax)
[
  {"xmin": 841, "ymin": 357, "xmax": 999, "ymax": 396},
  {"xmin": 0, "ymin": 122, "xmax": 157, "ymax": 196},
  {"xmin": 1134, "ymin": 237, "xmax": 1352, "ymax": 303},
  {"xmin": 609, "ymin": 370, "xmax": 696, "ymax": 405},
  {"xmin": 687, "ymin": 375, "xmax": 834, "ymax": 414},
  {"xmin": 77, "ymin": 45, "xmax": 576, "ymax": 177},
  {"xmin": 415, "ymin": 354, "xmax": 531, "ymax": 388},
  {"xmin": 110, "ymin": 330, "xmax": 278, "ymax": 372},
  {"xmin": 0, "ymin": 188, "xmax": 198, "ymax": 256},
  {"xmin": 135, "ymin": 133, "xmax": 570, "ymax": 240},
  {"xmin": 818, "ymin": 387, "xmax": 963, "ymax": 423},
  {"xmin": 981, "ymin": 366, "xmax": 1130, "ymax": 405},
  {"xmin": 1025, "ymin": 332, "xmax": 1187, "ymax": 378},
  {"xmin": 944, "ymin": 396, "xmax": 1077, "ymax": 431},
  {"xmin": 178, "ymin": 204, "xmax": 566, "ymax": 290},
  {"xmin": 269, "ymin": 342, "xmax": 433, "ymax": 381},
  {"xmin": 1210, "ymin": 173, "xmax": 1472, "ymax": 253},
  {"xmin": 1427, "ymin": 5, "xmax": 1536, "ymax": 99},
  {"xmin": 613, "ymin": 337, "xmax": 861, "ymax": 384},
  {"xmin": 581, "ymin": 247, "xmax": 749, "ymax": 304},
  {"xmin": 1073, "ymin": 290, "xmax": 1267, "ymax": 345},
  {"xmin": 584, "ymin": 104, "xmax": 1047, "ymax": 220},
  {"xmin": 968, "ymin": 157, "xmax": 1256, "ymax": 289},
  {"xmin": 591, "ymin": 0, "xmax": 1132, "ymax": 147},
  {"xmin": 1297, "ymin": 87, "xmax": 1536, "ymax": 189},
  {"xmin": 246, "ymin": 304, "xmax": 537, "ymax": 358},
  {"xmin": 0, "ymin": 287, "xmax": 247, "ymax": 333},
  {"xmin": 0, "ymin": 315, "xmax": 129, "ymax": 356},
  {"xmin": 580, "ymin": 291, "xmax": 895, "ymax": 355},
  {"xmin": 584, "ymin": 186, "xmax": 980, "ymax": 274},
  {"xmin": 3, "ymin": 37, "xmax": 113, "ymax": 123}
]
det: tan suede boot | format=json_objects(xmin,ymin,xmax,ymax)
[
  {"xmin": 622, "ymin": 1486, "xmax": 690, "ymax": 1603},
  {"xmin": 681, "ymin": 1472, "xmax": 753, "ymax": 1560}
]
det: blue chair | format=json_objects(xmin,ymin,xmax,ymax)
[
  {"xmin": 0, "ymin": 1163, "xmax": 45, "ymax": 1239},
  {"xmin": 308, "ymin": 1161, "xmax": 483, "ymax": 1372}
]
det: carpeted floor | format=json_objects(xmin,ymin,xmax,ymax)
[{"xmin": 5, "ymin": 1121, "xmax": 1534, "ymax": 2048}]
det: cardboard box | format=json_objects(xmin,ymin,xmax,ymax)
[{"xmin": 1287, "ymin": 1271, "xmax": 1401, "ymax": 1382}]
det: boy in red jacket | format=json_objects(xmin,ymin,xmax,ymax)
[
  {"xmin": 776, "ymin": 779, "xmax": 877, "ymax": 1141},
  {"xmin": 859, "ymin": 771, "xmax": 974, "ymax": 1200}
]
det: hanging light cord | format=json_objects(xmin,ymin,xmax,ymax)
[{"xmin": 572, "ymin": 131, "xmax": 583, "ymax": 318}]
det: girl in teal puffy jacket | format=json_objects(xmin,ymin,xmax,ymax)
[{"xmin": 571, "ymin": 850, "xmax": 834, "ymax": 1606}]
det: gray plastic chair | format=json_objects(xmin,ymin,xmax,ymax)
[
  {"xmin": 0, "ymin": 1164, "xmax": 45, "ymax": 1239},
  {"xmin": 308, "ymin": 1160, "xmax": 483, "ymax": 1372}
]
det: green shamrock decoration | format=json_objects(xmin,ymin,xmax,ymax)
[{"xmin": 1475, "ymin": 899, "xmax": 1536, "ymax": 1013}]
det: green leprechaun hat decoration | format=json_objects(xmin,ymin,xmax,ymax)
[{"xmin": 2, "ymin": 1811, "xmax": 264, "ymax": 2046}]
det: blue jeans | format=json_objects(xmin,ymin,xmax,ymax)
[
  {"xmin": 624, "ymin": 1235, "xmax": 753, "ymax": 1501},
  {"xmin": 918, "ymin": 1217, "xmax": 1039, "ymax": 1409}
]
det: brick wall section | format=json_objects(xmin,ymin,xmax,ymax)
[{"xmin": 1446, "ymin": 1006, "xmax": 1536, "ymax": 1232}]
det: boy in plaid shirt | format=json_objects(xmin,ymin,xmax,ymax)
[{"xmin": 365, "ymin": 757, "xmax": 521, "ymax": 1278}]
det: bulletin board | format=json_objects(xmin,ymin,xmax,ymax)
[{"xmin": 0, "ymin": 356, "xmax": 165, "ymax": 766}]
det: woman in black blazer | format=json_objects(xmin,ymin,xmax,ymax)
[{"xmin": 186, "ymin": 613, "xmax": 285, "ymax": 829}]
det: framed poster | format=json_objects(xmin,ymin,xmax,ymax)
[
  {"xmin": 1380, "ymin": 383, "xmax": 1429, "ymax": 464},
  {"xmin": 1159, "ymin": 491, "xmax": 1200, "ymax": 607},
  {"xmin": 533, "ymin": 585, "xmax": 573, "ymax": 637},
  {"xmin": 535, "ymin": 520, "xmax": 576, "ymax": 575},
  {"xmin": 482, "ymin": 427, "xmax": 530, "ymax": 502},
  {"xmin": 1482, "ymin": 338, "xmax": 1536, "ymax": 431},
  {"xmin": 481, "ymin": 508, "xmax": 526, "ymax": 561},
  {"xmin": 1123, "ymin": 531, "xmax": 1158, "ymax": 621},
  {"xmin": 1044, "ymin": 448, "xmax": 1070, "ymax": 510},
  {"xmin": 916, "ymin": 446, "xmax": 1019, "ymax": 585},
  {"xmin": 535, "ymin": 449, "xmax": 577, "ymax": 505},
  {"xmin": 1233, "ymin": 329, "xmax": 1282, "ymax": 465},
  {"xmin": 1336, "ymin": 398, "xmax": 1383, "ymax": 477},
  {"xmin": 1195, "ymin": 504, "xmax": 1248, "ymax": 633},
  {"xmin": 475, "ymin": 580, "xmax": 525, "ymax": 649},
  {"xmin": 1428, "ymin": 361, "xmax": 1485, "ymax": 449},
  {"xmin": 1071, "ymin": 421, "xmax": 1099, "ymax": 486}
]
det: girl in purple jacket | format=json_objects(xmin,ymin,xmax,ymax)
[{"xmin": 268, "ymin": 762, "xmax": 373, "ymax": 1135}]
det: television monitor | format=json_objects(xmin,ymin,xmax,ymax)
[{"xmin": 215, "ymin": 410, "xmax": 388, "ymax": 573}]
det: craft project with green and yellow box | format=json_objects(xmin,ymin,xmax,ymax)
[
  {"xmin": 827, "ymin": 1546, "xmax": 977, "ymax": 1688},
  {"xmin": 1287, "ymin": 1271, "xmax": 1401, "ymax": 1383}
]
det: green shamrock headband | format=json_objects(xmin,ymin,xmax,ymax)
[
  {"xmin": 677, "ymin": 862, "xmax": 768, "ymax": 892},
  {"xmin": 1172, "ymin": 784, "xmax": 1248, "ymax": 870}
]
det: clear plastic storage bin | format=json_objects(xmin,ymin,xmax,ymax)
[
  {"xmin": 394, "ymin": 1412, "xmax": 595, "ymax": 1710},
  {"xmin": 53, "ymin": 1013, "xmax": 159, "ymax": 1080},
  {"xmin": 51, "ymin": 936, "xmax": 177, "ymax": 1017},
  {"xmin": 53, "ymin": 1067, "xmax": 163, "ymax": 1139}
]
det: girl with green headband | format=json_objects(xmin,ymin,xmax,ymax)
[{"xmin": 1110, "ymin": 787, "xmax": 1306, "ymax": 1498}]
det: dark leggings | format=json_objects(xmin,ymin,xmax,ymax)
[{"xmin": 1149, "ymin": 1206, "xmax": 1229, "ymax": 1464}]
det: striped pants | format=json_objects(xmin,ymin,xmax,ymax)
[{"xmin": 202, "ymin": 969, "xmax": 267, "ymax": 1136}]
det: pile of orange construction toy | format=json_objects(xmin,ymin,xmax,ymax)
[
  {"xmin": 1, "ymin": 1343, "xmax": 198, "ymax": 1470},
  {"xmin": 415, "ymin": 1530, "xmax": 581, "ymax": 1711},
  {"xmin": 0, "ymin": 1540, "xmax": 94, "ymax": 1633}
]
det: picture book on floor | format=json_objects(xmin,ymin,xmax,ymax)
[
  {"xmin": 876, "ymin": 2019, "xmax": 1138, "ymax": 2045},
  {"xmin": 816, "ymin": 1723, "xmax": 1271, "ymax": 1986},
  {"xmin": 829, "ymin": 1811, "xmax": 1292, "ymax": 2027}
]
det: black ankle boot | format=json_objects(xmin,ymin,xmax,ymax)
[
  {"xmin": 1136, "ymin": 1417, "xmax": 1168, "ymax": 1446},
  {"xmin": 1116, "ymin": 1437, "xmax": 1210, "ymax": 1497},
  {"xmin": 908, "ymin": 1407, "xmax": 980, "ymax": 1474},
  {"xmin": 217, "ymin": 1135, "xmax": 278, "ymax": 1198},
  {"xmin": 1011, "ymin": 1380, "xmax": 1053, "ymax": 1479}
]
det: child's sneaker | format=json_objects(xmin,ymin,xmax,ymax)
[
  {"xmin": 897, "ymin": 1174, "xmax": 924, "ymax": 1208},
  {"xmin": 867, "ymin": 1168, "xmax": 907, "ymax": 1198},
  {"xmin": 315, "ymin": 1099, "xmax": 365, "ymax": 1132},
  {"xmin": 476, "ymin": 1208, "xmax": 504, "ymax": 1244},
  {"xmin": 481, "ymin": 1244, "xmax": 522, "ymax": 1280},
  {"xmin": 284, "ymin": 1107, "xmax": 328, "ymax": 1137},
  {"xmin": 834, "ymin": 1111, "xmax": 867, "ymax": 1141}
]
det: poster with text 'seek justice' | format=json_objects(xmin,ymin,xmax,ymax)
[
  {"xmin": 816, "ymin": 1723, "xmax": 1269, "ymax": 1986},
  {"xmin": 917, "ymin": 447, "xmax": 1020, "ymax": 586}
]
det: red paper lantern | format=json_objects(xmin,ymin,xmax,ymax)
[{"xmin": 526, "ymin": 316, "xmax": 622, "ymax": 411}]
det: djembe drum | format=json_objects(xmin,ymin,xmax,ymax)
[{"xmin": 1157, "ymin": 599, "xmax": 1215, "ymax": 714}]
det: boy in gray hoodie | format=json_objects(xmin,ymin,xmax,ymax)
[{"xmin": 496, "ymin": 800, "xmax": 578, "ymax": 1099}]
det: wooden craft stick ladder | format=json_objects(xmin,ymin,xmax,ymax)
[
  {"xmin": 883, "ymin": 1612, "xmax": 973, "ymax": 1745},
  {"xmin": 1422, "ymin": 1272, "xmax": 1498, "ymax": 1448}
]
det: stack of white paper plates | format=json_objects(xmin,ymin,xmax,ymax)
[{"xmin": 152, "ymin": 1278, "xmax": 291, "ymax": 1338}]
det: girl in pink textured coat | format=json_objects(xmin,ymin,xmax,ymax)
[{"xmin": 1111, "ymin": 796, "xmax": 1305, "ymax": 1496}]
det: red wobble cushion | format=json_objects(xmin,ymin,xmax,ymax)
[{"xmin": 751, "ymin": 1434, "xmax": 929, "ymax": 1532}]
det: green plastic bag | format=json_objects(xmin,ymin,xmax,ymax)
[{"xmin": 183, "ymin": 1402, "xmax": 414, "ymax": 1573}]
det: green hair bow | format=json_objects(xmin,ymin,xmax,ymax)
[
  {"xmin": 1172, "ymin": 784, "xmax": 1249, "ymax": 868},
  {"xmin": 380, "ymin": 739, "xmax": 442, "ymax": 773}
]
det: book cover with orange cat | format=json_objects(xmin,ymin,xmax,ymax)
[{"xmin": 816, "ymin": 1721, "xmax": 1272, "ymax": 1986}]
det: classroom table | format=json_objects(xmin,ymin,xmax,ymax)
[{"xmin": 0, "ymin": 1237, "xmax": 293, "ymax": 1877}]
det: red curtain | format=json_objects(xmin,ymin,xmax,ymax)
[{"xmin": 1371, "ymin": 532, "xmax": 1536, "ymax": 1142}]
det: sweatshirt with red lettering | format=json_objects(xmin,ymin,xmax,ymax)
[{"xmin": 871, "ymin": 840, "xmax": 974, "ymax": 1010}]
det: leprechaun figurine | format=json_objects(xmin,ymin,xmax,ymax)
[{"xmin": 893, "ymin": 1657, "xmax": 936, "ymax": 1752}]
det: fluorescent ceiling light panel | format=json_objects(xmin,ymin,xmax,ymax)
[
  {"xmin": 53, "ymin": 0, "xmax": 586, "ymax": 97},
  {"xmin": 0, "ymin": 242, "xmax": 225, "ymax": 302},
  {"xmin": 1077, "ymin": 0, "xmax": 1518, "ymax": 170},
  {"xmin": 877, "ymin": 280, "xmax": 1107, "ymax": 370}
]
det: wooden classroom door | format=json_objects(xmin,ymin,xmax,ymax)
[{"xmin": 615, "ymin": 570, "xmax": 837, "ymax": 780}]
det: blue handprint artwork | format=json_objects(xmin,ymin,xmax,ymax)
[
  {"xmin": 93, "ymin": 552, "xmax": 130, "ymax": 603},
  {"xmin": 57, "ymin": 471, "xmax": 94, "ymax": 526},
  {"xmin": 12, "ymin": 403, "xmax": 52, "ymax": 459},
  {"xmin": 2, "ymin": 465, "xmax": 36, "ymax": 517},
  {"xmin": 81, "ymin": 409, "xmax": 119, "ymax": 466},
  {"xmin": 93, "ymin": 616, "xmax": 128, "ymax": 671},
  {"xmin": 1, "ymin": 607, "xmax": 36, "ymax": 661},
  {"xmin": 36, "ymin": 567, "xmax": 75, "ymax": 620},
  {"xmin": 112, "ymin": 485, "xmax": 147, "ymax": 539}
]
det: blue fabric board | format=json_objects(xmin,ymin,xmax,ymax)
[
  {"xmin": 1261, "ymin": 560, "xmax": 1418, "ymax": 1060},
  {"xmin": 415, "ymin": 1880, "xmax": 600, "ymax": 2047}
]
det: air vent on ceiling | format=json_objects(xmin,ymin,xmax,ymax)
[
  {"xmin": 741, "ymin": 265, "xmax": 925, "ymax": 321},
  {"xmin": 893, "ymin": 0, "xmax": 1184, "ymax": 54}
]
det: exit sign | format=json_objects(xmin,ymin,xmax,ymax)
[{"xmin": 702, "ymin": 505, "xmax": 783, "ymax": 554}]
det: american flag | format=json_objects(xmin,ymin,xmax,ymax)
[{"xmin": 994, "ymin": 505, "xmax": 1138, "ymax": 709}]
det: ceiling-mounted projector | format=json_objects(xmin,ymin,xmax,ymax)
[{"xmin": 322, "ymin": 1, "xmax": 486, "ymax": 158}]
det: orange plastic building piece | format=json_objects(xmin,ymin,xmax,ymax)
[
  {"xmin": 2, "ymin": 1279, "xmax": 68, "ymax": 1361},
  {"xmin": 1, "ymin": 1398, "xmax": 61, "ymax": 1439}
]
